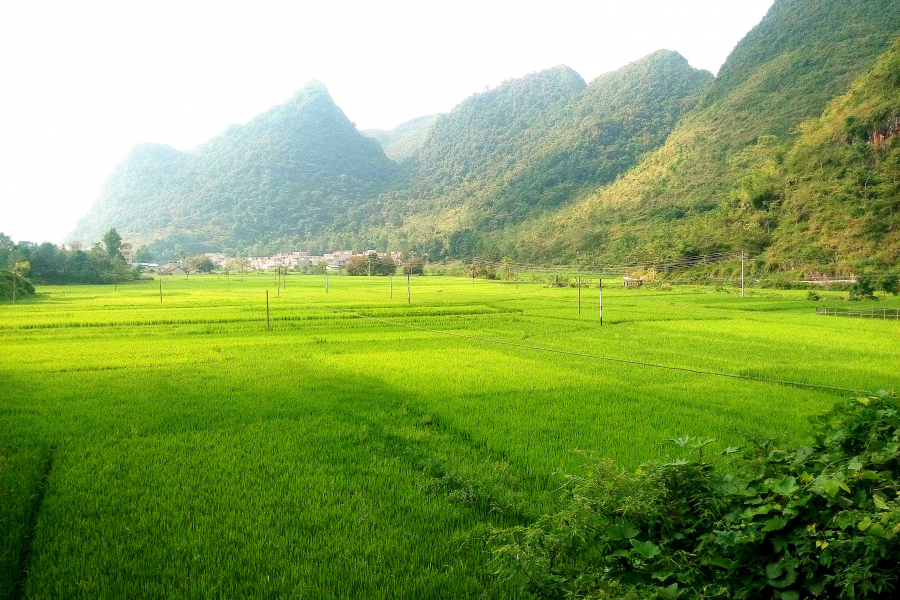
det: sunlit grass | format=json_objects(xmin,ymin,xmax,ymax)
[{"xmin": 1, "ymin": 275, "xmax": 898, "ymax": 597}]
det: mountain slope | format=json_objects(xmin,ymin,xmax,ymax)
[
  {"xmin": 71, "ymin": 81, "xmax": 398, "ymax": 255},
  {"xmin": 512, "ymin": 0, "xmax": 900, "ymax": 266},
  {"xmin": 767, "ymin": 39, "xmax": 900, "ymax": 267},
  {"xmin": 362, "ymin": 115, "xmax": 440, "ymax": 163},
  {"xmin": 363, "ymin": 53, "xmax": 712, "ymax": 258}
]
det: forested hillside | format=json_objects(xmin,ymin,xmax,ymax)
[
  {"xmin": 363, "ymin": 52, "xmax": 712, "ymax": 259},
  {"xmin": 71, "ymin": 81, "xmax": 398, "ymax": 257},
  {"xmin": 509, "ymin": 0, "xmax": 900, "ymax": 270},
  {"xmin": 362, "ymin": 115, "xmax": 439, "ymax": 163},
  {"xmin": 70, "ymin": 0, "xmax": 900, "ymax": 273},
  {"xmin": 768, "ymin": 40, "xmax": 900, "ymax": 268}
]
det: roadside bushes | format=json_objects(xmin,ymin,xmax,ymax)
[{"xmin": 489, "ymin": 393, "xmax": 900, "ymax": 599}]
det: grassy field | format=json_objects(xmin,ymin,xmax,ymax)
[{"xmin": 2, "ymin": 273, "xmax": 898, "ymax": 598}]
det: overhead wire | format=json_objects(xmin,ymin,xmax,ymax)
[{"xmin": 273, "ymin": 291, "xmax": 868, "ymax": 396}]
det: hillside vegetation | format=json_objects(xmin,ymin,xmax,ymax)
[
  {"xmin": 767, "ymin": 40, "xmax": 900, "ymax": 269},
  {"xmin": 71, "ymin": 81, "xmax": 399, "ymax": 257},
  {"xmin": 509, "ymin": 0, "xmax": 900, "ymax": 270},
  {"xmin": 377, "ymin": 52, "xmax": 713, "ymax": 259},
  {"xmin": 70, "ymin": 0, "xmax": 900, "ymax": 274},
  {"xmin": 362, "ymin": 114, "xmax": 439, "ymax": 163},
  {"xmin": 70, "ymin": 53, "xmax": 710, "ymax": 261}
]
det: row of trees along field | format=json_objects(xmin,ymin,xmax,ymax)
[{"xmin": 0, "ymin": 229, "xmax": 137, "ymax": 286}]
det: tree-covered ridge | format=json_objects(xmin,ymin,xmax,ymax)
[
  {"xmin": 509, "ymin": 0, "xmax": 900, "ymax": 268},
  {"xmin": 483, "ymin": 51, "xmax": 712, "ymax": 226},
  {"xmin": 72, "ymin": 54, "xmax": 711, "ymax": 261},
  {"xmin": 68, "ymin": 0, "xmax": 900, "ymax": 270},
  {"xmin": 362, "ymin": 114, "xmax": 440, "ymax": 163},
  {"xmin": 365, "ymin": 53, "xmax": 712, "ymax": 258},
  {"xmin": 709, "ymin": 0, "xmax": 900, "ymax": 141},
  {"xmin": 71, "ymin": 81, "xmax": 399, "ymax": 257},
  {"xmin": 412, "ymin": 65, "xmax": 587, "ymax": 194}
]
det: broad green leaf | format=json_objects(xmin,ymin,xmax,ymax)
[
  {"xmin": 781, "ymin": 591, "xmax": 800, "ymax": 600},
  {"xmin": 873, "ymin": 492, "xmax": 889, "ymax": 510},
  {"xmin": 808, "ymin": 577, "xmax": 827, "ymax": 595},
  {"xmin": 821, "ymin": 479, "xmax": 841, "ymax": 498},
  {"xmin": 705, "ymin": 556, "xmax": 736, "ymax": 570},
  {"xmin": 715, "ymin": 529, "xmax": 740, "ymax": 547},
  {"xmin": 769, "ymin": 566, "xmax": 798, "ymax": 589},
  {"xmin": 857, "ymin": 516, "xmax": 873, "ymax": 531},
  {"xmin": 607, "ymin": 518, "xmax": 640, "ymax": 541},
  {"xmin": 766, "ymin": 563, "xmax": 783, "ymax": 579},
  {"xmin": 763, "ymin": 516, "xmax": 789, "ymax": 531},
  {"xmin": 657, "ymin": 583, "xmax": 680, "ymax": 600},
  {"xmin": 630, "ymin": 539, "xmax": 661, "ymax": 559},
  {"xmin": 834, "ymin": 512, "xmax": 855, "ymax": 529},
  {"xmin": 775, "ymin": 476, "xmax": 799, "ymax": 495},
  {"xmin": 652, "ymin": 568, "xmax": 674, "ymax": 581},
  {"xmin": 742, "ymin": 505, "xmax": 772, "ymax": 519},
  {"xmin": 664, "ymin": 436, "xmax": 692, "ymax": 447},
  {"xmin": 866, "ymin": 523, "xmax": 885, "ymax": 537}
]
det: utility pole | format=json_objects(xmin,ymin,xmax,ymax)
[
  {"xmin": 325, "ymin": 269, "xmax": 328, "ymax": 293},
  {"xmin": 741, "ymin": 250, "xmax": 745, "ymax": 298},
  {"xmin": 407, "ymin": 272, "xmax": 411, "ymax": 304},
  {"xmin": 12, "ymin": 274, "xmax": 16, "ymax": 305},
  {"xmin": 578, "ymin": 277, "xmax": 581, "ymax": 314},
  {"xmin": 159, "ymin": 278, "xmax": 162, "ymax": 303},
  {"xmin": 599, "ymin": 279, "xmax": 603, "ymax": 326},
  {"xmin": 471, "ymin": 257, "xmax": 475, "ymax": 284},
  {"xmin": 266, "ymin": 290, "xmax": 270, "ymax": 331},
  {"xmin": 390, "ymin": 273, "xmax": 393, "ymax": 299}
]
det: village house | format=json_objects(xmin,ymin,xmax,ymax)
[
  {"xmin": 119, "ymin": 243, "xmax": 133, "ymax": 266},
  {"xmin": 241, "ymin": 249, "xmax": 399, "ymax": 271},
  {"xmin": 203, "ymin": 253, "xmax": 226, "ymax": 267}
]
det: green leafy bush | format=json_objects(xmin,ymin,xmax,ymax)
[
  {"xmin": 489, "ymin": 394, "xmax": 900, "ymax": 599},
  {"xmin": 0, "ymin": 269, "xmax": 35, "ymax": 301}
]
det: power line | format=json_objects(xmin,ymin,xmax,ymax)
[
  {"xmin": 275, "ymin": 293, "xmax": 867, "ymax": 396},
  {"xmin": 472, "ymin": 251, "xmax": 747, "ymax": 276}
]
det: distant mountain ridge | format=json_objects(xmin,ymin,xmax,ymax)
[
  {"xmin": 362, "ymin": 115, "xmax": 439, "ymax": 163},
  {"xmin": 370, "ymin": 52, "xmax": 712, "ymax": 257},
  {"xmin": 71, "ymin": 81, "xmax": 398, "ymax": 256},
  {"xmin": 71, "ymin": 0, "xmax": 900, "ymax": 273},
  {"xmin": 72, "ymin": 54, "xmax": 711, "ymax": 258}
]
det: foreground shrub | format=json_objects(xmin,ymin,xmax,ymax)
[{"xmin": 489, "ymin": 393, "xmax": 900, "ymax": 599}]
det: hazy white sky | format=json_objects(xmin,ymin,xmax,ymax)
[{"xmin": 0, "ymin": 0, "xmax": 774, "ymax": 245}]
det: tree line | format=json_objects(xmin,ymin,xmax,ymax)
[{"xmin": 0, "ymin": 229, "xmax": 138, "ymax": 286}]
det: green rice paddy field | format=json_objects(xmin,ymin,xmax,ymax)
[{"xmin": 2, "ymin": 274, "xmax": 899, "ymax": 598}]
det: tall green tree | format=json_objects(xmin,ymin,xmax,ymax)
[
  {"xmin": 133, "ymin": 245, "xmax": 153, "ymax": 263},
  {"xmin": 102, "ymin": 228, "xmax": 123, "ymax": 259}
]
